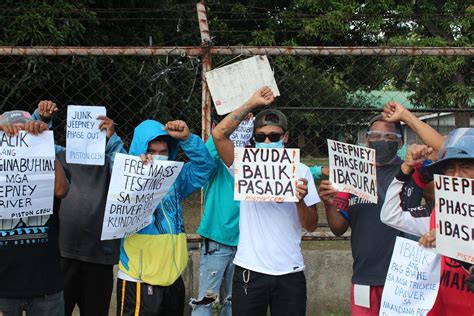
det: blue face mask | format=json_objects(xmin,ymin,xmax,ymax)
[
  {"xmin": 152, "ymin": 154, "xmax": 169, "ymax": 162},
  {"xmin": 255, "ymin": 139, "xmax": 285, "ymax": 149}
]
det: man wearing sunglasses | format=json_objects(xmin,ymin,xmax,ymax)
[
  {"xmin": 212, "ymin": 86, "xmax": 319, "ymax": 316},
  {"xmin": 318, "ymin": 114, "xmax": 405, "ymax": 315}
]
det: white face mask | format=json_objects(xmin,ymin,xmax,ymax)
[{"xmin": 152, "ymin": 154, "xmax": 169, "ymax": 162}]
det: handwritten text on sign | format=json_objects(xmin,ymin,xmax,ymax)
[
  {"xmin": 205, "ymin": 55, "xmax": 280, "ymax": 115},
  {"xmin": 0, "ymin": 131, "xmax": 55, "ymax": 219},
  {"xmin": 380, "ymin": 237, "xmax": 440, "ymax": 316},
  {"xmin": 234, "ymin": 148, "xmax": 299, "ymax": 202},
  {"xmin": 101, "ymin": 153, "xmax": 183, "ymax": 240},
  {"xmin": 328, "ymin": 140, "xmax": 377, "ymax": 204},
  {"xmin": 434, "ymin": 175, "xmax": 474, "ymax": 264},
  {"xmin": 229, "ymin": 118, "xmax": 254, "ymax": 148},
  {"xmin": 66, "ymin": 105, "xmax": 106, "ymax": 165}
]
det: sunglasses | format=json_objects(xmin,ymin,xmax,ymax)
[{"xmin": 254, "ymin": 133, "xmax": 284, "ymax": 143}]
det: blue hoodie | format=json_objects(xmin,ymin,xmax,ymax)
[{"xmin": 119, "ymin": 120, "xmax": 215, "ymax": 285}]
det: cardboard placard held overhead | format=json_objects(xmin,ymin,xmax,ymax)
[
  {"xmin": 380, "ymin": 237, "xmax": 441, "ymax": 316},
  {"xmin": 328, "ymin": 139, "xmax": 377, "ymax": 204},
  {"xmin": 234, "ymin": 147, "xmax": 299, "ymax": 202},
  {"xmin": 101, "ymin": 153, "xmax": 183, "ymax": 240},
  {"xmin": 0, "ymin": 131, "xmax": 55, "ymax": 219},
  {"xmin": 434, "ymin": 174, "xmax": 474, "ymax": 264},
  {"xmin": 66, "ymin": 105, "xmax": 107, "ymax": 165},
  {"xmin": 205, "ymin": 55, "xmax": 280, "ymax": 115}
]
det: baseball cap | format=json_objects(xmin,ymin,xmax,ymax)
[
  {"xmin": 428, "ymin": 128, "xmax": 474, "ymax": 174},
  {"xmin": 0, "ymin": 110, "xmax": 33, "ymax": 124},
  {"xmin": 254, "ymin": 109, "xmax": 288, "ymax": 132}
]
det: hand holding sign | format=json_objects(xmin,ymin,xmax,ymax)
[
  {"xmin": 97, "ymin": 115, "xmax": 116, "ymax": 139},
  {"xmin": 295, "ymin": 178, "xmax": 308, "ymax": 202},
  {"xmin": 419, "ymin": 229, "xmax": 436, "ymax": 248},
  {"xmin": 38, "ymin": 100, "xmax": 58, "ymax": 119},
  {"xmin": 0, "ymin": 123, "xmax": 24, "ymax": 137},
  {"xmin": 24, "ymin": 120, "xmax": 49, "ymax": 136},
  {"xmin": 164, "ymin": 120, "xmax": 190, "ymax": 141},
  {"xmin": 318, "ymin": 180, "xmax": 338, "ymax": 206}
]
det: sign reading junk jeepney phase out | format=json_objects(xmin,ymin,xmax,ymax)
[
  {"xmin": 0, "ymin": 131, "xmax": 55, "ymax": 219},
  {"xmin": 66, "ymin": 105, "xmax": 106, "ymax": 165},
  {"xmin": 434, "ymin": 174, "xmax": 474, "ymax": 264},
  {"xmin": 205, "ymin": 55, "xmax": 280, "ymax": 115},
  {"xmin": 328, "ymin": 139, "xmax": 377, "ymax": 204},
  {"xmin": 101, "ymin": 153, "xmax": 183, "ymax": 240},
  {"xmin": 234, "ymin": 147, "xmax": 299, "ymax": 203}
]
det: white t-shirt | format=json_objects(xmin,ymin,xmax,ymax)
[{"xmin": 230, "ymin": 162, "xmax": 320, "ymax": 275}]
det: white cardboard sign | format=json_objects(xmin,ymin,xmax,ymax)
[
  {"xmin": 328, "ymin": 139, "xmax": 377, "ymax": 204},
  {"xmin": 66, "ymin": 105, "xmax": 106, "ymax": 165},
  {"xmin": 434, "ymin": 174, "xmax": 474, "ymax": 264},
  {"xmin": 380, "ymin": 237, "xmax": 441, "ymax": 316},
  {"xmin": 101, "ymin": 153, "xmax": 183, "ymax": 240},
  {"xmin": 205, "ymin": 55, "xmax": 280, "ymax": 115},
  {"xmin": 0, "ymin": 131, "xmax": 55, "ymax": 219},
  {"xmin": 234, "ymin": 147, "xmax": 299, "ymax": 202}
]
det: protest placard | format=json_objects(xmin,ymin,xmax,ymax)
[
  {"xmin": 380, "ymin": 237, "xmax": 441, "ymax": 316},
  {"xmin": 66, "ymin": 105, "xmax": 106, "ymax": 165},
  {"xmin": 205, "ymin": 55, "xmax": 280, "ymax": 115},
  {"xmin": 328, "ymin": 139, "xmax": 377, "ymax": 203},
  {"xmin": 234, "ymin": 147, "xmax": 299, "ymax": 202},
  {"xmin": 229, "ymin": 118, "xmax": 255, "ymax": 148},
  {"xmin": 0, "ymin": 131, "xmax": 55, "ymax": 219},
  {"xmin": 434, "ymin": 174, "xmax": 474, "ymax": 264},
  {"xmin": 101, "ymin": 153, "xmax": 183, "ymax": 240}
]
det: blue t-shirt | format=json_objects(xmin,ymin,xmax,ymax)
[{"xmin": 196, "ymin": 136, "xmax": 240, "ymax": 246}]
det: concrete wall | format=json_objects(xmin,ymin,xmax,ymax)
[
  {"xmin": 183, "ymin": 243, "xmax": 353, "ymax": 316},
  {"xmin": 78, "ymin": 244, "xmax": 353, "ymax": 316}
]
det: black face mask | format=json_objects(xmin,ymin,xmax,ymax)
[{"xmin": 369, "ymin": 141, "xmax": 399, "ymax": 165}]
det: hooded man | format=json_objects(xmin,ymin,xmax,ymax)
[{"xmin": 117, "ymin": 119, "xmax": 215, "ymax": 316}]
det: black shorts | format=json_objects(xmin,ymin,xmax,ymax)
[{"xmin": 116, "ymin": 277, "xmax": 185, "ymax": 316}]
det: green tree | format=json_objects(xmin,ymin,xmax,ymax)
[{"xmin": 206, "ymin": 0, "xmax": 473, "ymax": 127}]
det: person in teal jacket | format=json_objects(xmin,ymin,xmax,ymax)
[
  {"xmin": 117, "ymin": 119, "xmax": 215, "ymax": 316},
  {"xmin": 190, "ymin": 132, "xmax": 246, "ymax": 316}
]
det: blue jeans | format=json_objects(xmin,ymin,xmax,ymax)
[
  {"xmin": 190, "ymin": 240, "xmax": 236, "ymax": 316},
  {"xmin": 0, "ymin": 291, "xmax": 64, "ymax": 316}
]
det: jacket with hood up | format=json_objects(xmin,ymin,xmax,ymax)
[{"xmin": 119, "ymin": 120, "xmax": 215, "ymax": 285}]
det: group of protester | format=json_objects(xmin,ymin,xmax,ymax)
[{"xmin": 0, "ymin": 86, "xmax": 472, "ymax": 316}]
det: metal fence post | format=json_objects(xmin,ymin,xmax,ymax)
[
  {"xmin": 196, "ymin": 2, "xmax": 212, "ymax": 142},
  {"xmin": 197, "ymin": 2, "xmax": 212, "ymax": 216}
]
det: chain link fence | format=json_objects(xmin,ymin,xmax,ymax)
[{"xmin": 1, "ymin": 47, "xmax": 473, "ymax": 237}]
